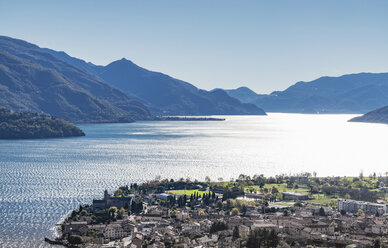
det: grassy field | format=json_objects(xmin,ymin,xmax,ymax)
[
  {"xmin": 307, "ymin": 194, "xmax": 338, "ymax": 207},
  {"xmin": 244, "ymin": 183, "xmax": 310, "ymax": 194},
  {"xmin": 245, "ymin": 183, "xmax": 339, "ymax": 207}
]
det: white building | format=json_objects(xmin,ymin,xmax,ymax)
[
  {"xmin": 338, "ymin": 199, "xmax": 388, "ymax": 215},
  {"xmin": 104, "ymin": 224, "xmax": 128, "ymax": 239}
]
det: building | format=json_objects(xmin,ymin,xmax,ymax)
[
  {"xmin": 63, "ymin": 221, "xmax": 88, "ymax": 236},
  {"xmin": 338, "ymin": 199, "xmax": 388, "ymax": 215},
  {"xmin": 379, "ymin": 187, "xmax": 388, "ymax": 193},
  {"xmin": 282, "ymin": 192, "xmax": 308, "ymax": 201},
  {"xmin": 104, "ymin": 224, "xmax": 127, "ymax": 239},
  {"xmin": 155, "ymin": 193, "xmax": 171, "ymax": 200},
  {"xmin": 245, "ymin": 193, "xmax": 265, "ymax": 200},
  {"xmin": 92, "ymin": 190, "xmax": 135, "ymax": 211}
]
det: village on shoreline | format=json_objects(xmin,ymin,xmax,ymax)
[{"xmin": 51, "ymin": 173, "xmax": 388, "ymax": 248}]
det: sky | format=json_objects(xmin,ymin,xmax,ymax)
[{"xmin": 1, "ymin": 0, "xmax": 388, "ymax": 94}]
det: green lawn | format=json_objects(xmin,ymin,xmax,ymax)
[
  {"xmin": 245, "ymin": 184, "xmax": 339, "ymax": 207},
  {"xmin": 244, "ymin": 183, "xmax": 310, "ymax": 194},
  {"xmin": 307, "ymin": 194, "xmax": 338, "ymax": 207}
]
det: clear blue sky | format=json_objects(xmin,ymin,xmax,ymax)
[{"xmin": 1, "ymin": 0, "xmax": 387, "ymax": 93}]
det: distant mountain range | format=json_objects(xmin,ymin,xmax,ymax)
[
  {"xmin": 3, "ymin": 35, "xmax": 388, "ymax": 121},
  {"xmin": 349, "ymin": 106, "xmax": 388, "ymax": 124},
  {"xmin": 226, "ymin": 73, "xmax": 388, "ymax": 114},
  {"xmin": 44, "ymin": 48, "xmax": 265, "ymax": 116}
]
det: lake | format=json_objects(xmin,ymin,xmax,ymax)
[{"xmin": 0, "ymin": 114, "xmax": 387, "ymax": 247}]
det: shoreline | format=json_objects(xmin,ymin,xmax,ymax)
[{"xmin": 152, "ymin": 116, "xmax": 226, "ymax": 121}]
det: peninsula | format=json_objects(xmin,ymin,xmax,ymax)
[
  {"xmin": 0, "ymin": 107, "xmax": 85, "ymax": 139},
  {"xmin": 349, "ymin": 106, "xmax": 388, "ymax": 125}
]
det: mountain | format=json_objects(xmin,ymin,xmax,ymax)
[
  {"xmin": 44, "ymin": 49, "xmax": 266, "ymax": 116},
  {"xmin": 349, "ymin": 106, "xmax": 388, "ymax": 124},
  {"xmin": 0, "ymin": 36, "xmax": 150, "ymax": 122},
  {"xmin": 0, "ymin": 107, "xmax": 85, "ymax": 139},
  {"xmin": 225, "ymin": 87, "xmax": 266, "ymax": 104},
  {"xmin": 42, "ymin": 48, "xmax": 104, "ymax": 76},
  {"xmin": 226, "ymin": 73, "xmax": 388, "ymax": 114}
]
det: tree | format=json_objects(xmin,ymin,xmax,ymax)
[
  {"xmin": 267, "ymin": 230, "xmax": 279, "ymax": 247},
  {"xmin": 319, "ymin": 207, "xmax": 326, "ymax": 216},
  {"xmin": 114, "ymin": 189, "xmax": 123, "ymax": 197},
  {"xmin": 68, "ymin": 235, "xmax": 83, "ymax": 245},
  {"xmin": 108, "ymin": 206, "xmax": 118, "ymax": 218},
  {"xmin": 226, "ymin": 199, "xmax": 237, "ymax": 210},
  {"xmin": 247, "ymin": 230, "xmax": 262, "ymax": 248},
  {"xmin": 233, "ymin": 226, "xmax": 240, "ymax": 239},
  {"xmin": 117, "ymin": 208, "xmax": 125, "ymax": 219},
  {"xmin": 210, "ymin": 221, "xmax": 228, "ymax": 233},
  {"xmin": 311, "ymin": 185, "xmax": 319, "ymax": 193},
  {"xmin": 373, "ymin": 239, "xmax": 381, "ymax": 248},
  {"xmin": 170, "ymin": 209, "xmax": 177, "ymax": 218},
  {"xmin": 231, "ymin": 207, "xmax": 240, "ymax": 216},
  {"xmin": 238, "ymin": 174, "xmax": 247, "ymax": 181},
  {"xmin": 357, "ymin": 208, "xmax": 365, "ymax": 217},
  {"xmin": 247, "ymin": 229, "xmax": 278, "ymax": 248},
  {"xmin": 216, "ymin": 200, "xmax": 223, "ymax": 210}
]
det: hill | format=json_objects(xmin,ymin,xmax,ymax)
[
  {"xmin": 226, "ymin": 73, "xmax": 388, "ymax": 114},
  {"xmin": 349, "ymin": 106, "xmax": 388, "ymax": 124},
  {"xmin": 44, "ymin": 49, "xmax": 266, "ymax": 116},
  {"xmin": 0, "ymin": 36, "xmax": 150, "ymax": 123},
  {"xmin": 225, "ymin": 86, "xmax": 264, "ymax": 103},
  {"xmin": 0, "ymin": 107, "xmax": 85, "ymax": 139}
]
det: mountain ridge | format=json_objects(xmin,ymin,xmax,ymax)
[
  {"xmin": 43, "ymin": 45, "xmax": 266, "ymax": 116},
  {"xmin": 226, "ymin": 72, "xmax": 388, "ymax": 114},
  {"xmin": 0, "ymin": 35, "xmax": 151, "ymax": 122}
]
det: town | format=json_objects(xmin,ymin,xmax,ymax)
[{"xmin": 54, "ymin": 173, "xmax": 388, "ymax": 247}]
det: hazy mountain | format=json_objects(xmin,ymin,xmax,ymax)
[
  {"xmin": 226, "ymin": 73, "xmax": 388, "ymax": 114},
  {"xmin": 98, "ymin": 59, "xmax": 266, "ymax": 115},
  {"xmin": 0, "ymin": 36, "xmax": 150, "ymax": 122},
  {"xmin": 44, "ymin": 49, "xmax": 266, "ymax": 116},
  {"xmin": 349, "ymin": 106, "xmax": 388, "ymax": 124},
  {"xmin": 225, "ymin": 87, "xmax": 266, "ymax": 103}
]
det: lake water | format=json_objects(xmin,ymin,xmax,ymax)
[{"xmin": 0, "ymin": 114, "xmax": 387, "ymax": 247}]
